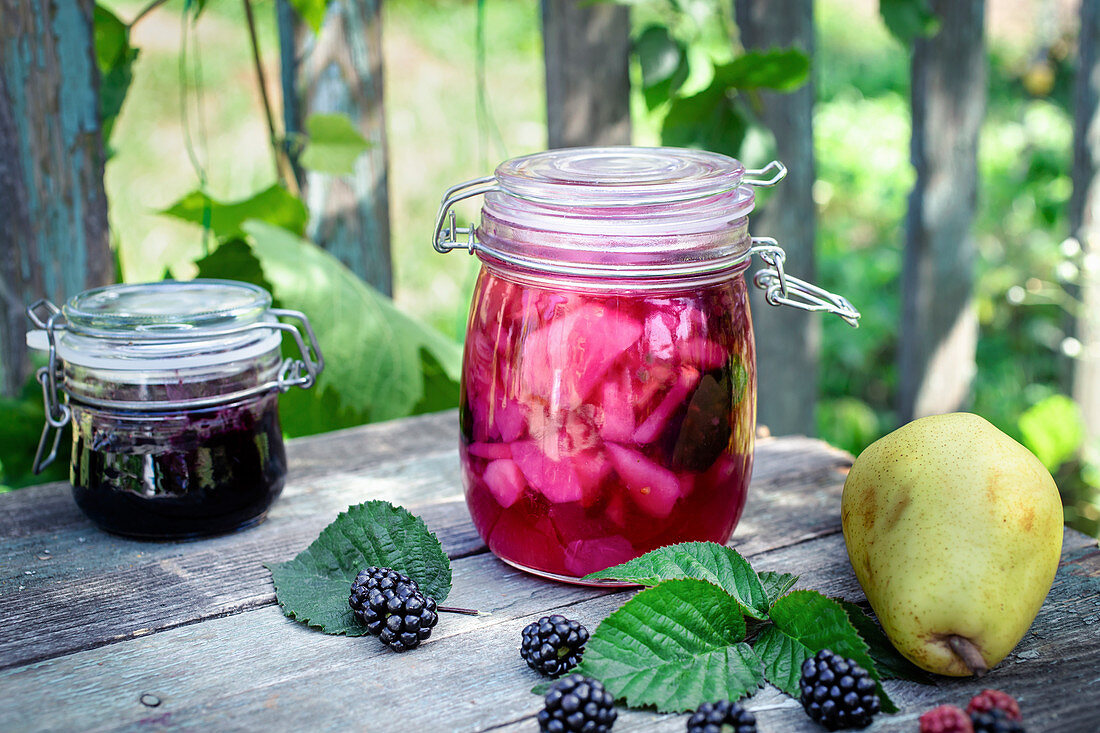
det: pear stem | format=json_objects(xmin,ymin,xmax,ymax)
[{"xmin": 947, "ymin": 635, "xmax": 989, "ymax": 677}]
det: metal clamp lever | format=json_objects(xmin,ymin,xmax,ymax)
[
  {"xmin": 27, "ymin": 300, "xmax": 70, "ymax": 474},
  {"xmin": 433, "ymin": 176, "xmax": 497, "ymax": 254},
  {"xmin": 744, "ymin": 160, "xmax": 788, "ymax": 187},
  {"xmin": 750, "ymin": 238, "xmax": 860, "ymax": 327},
  {"xmin": 23, "ymin": 301, "xmax": 326, "ymax": 473}
]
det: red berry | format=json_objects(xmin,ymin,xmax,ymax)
[
  {"xmin": 920, "ymin": 705, "xmax": 975, "ymax": 733},
  {"xmin": 967, "ymin": 689, "xmax": 1022, "ymax": 722}
]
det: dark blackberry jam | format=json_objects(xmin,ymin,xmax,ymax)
[
  {"xmin": 27, "ymin": 280, "xmax": 323, "ymax": 540},
  {"xmin": 70, "ymin": 393, "xmax": 286, "ymax": 539}
]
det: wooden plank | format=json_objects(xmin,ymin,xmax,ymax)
[
  {"xmin": 279, "ymin": 0, "xmax": 392, "ymax": 295},
  {"xmin": 0, "ymin": 0, "xmax": 112, "ymax": 395},
  {"xmin": 0, "ymin": 527, "xmax": 1094, "ymax": 731},
  {"xmin": 898, "ymin": 0, "xmax": 985, "ymax": 422},
  {"xmin": 733, "ymin": 0, "xmax": 820, "ymax": 438},
  {"xmin": 1071, "ymin": 0, "xmax": 1100, "ymax": 450},
  {"xmin": 541, "ymin": 0, "xmax": 631, "ymax": 148},
  {"xmin": 0, "ymin": 450, "xmax": 473, "ymax": 670},
  {"xmin": 0, "ymin": 419, "xmax": 851, "ymax": 669}
]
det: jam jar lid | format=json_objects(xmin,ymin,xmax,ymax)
[
  {"xmin": 25, "ymin": 279, "xmax": 324, "ymax": 473},
  {"xmin": 30, "ymin": 280, "xmax": 284, "ymax": 370},
  {"xmin": 439, "ymin": 147, "xmax": 782, "ymax": 279},
  {"xmin": 493, "ymin": 146, "xmax": 749, "ymax": 207}
]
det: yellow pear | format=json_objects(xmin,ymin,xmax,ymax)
[{"xmin": 841, "ymin": 412, "xmax": 1063, "ymax": 676}]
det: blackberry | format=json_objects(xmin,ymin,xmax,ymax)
[
  {"xmin": 966, "ymin": 690, "xmax": 1022, "ymax": 722},
  {"xmin": 686, "ymin": 700, "xmax": 756, "ymax": 733},
  {"xmin": 538, "ymin": 674, "xmax": 617, "ymax": 732},
  {"xmin": 920, "ymin": 705, "xmax": 974, "ymax": 733},
  {"xmin": 798, "ymin": 649, "xmax": 880, "ymax": 730},
  {"xmin": 349, "ymin": 566, "xmax": 417, "ymax": 630},
  {"xmin": 348, "ymin": 566, "xmax": 438, "ymax": 651},
  {"xmin": 970, "ymin": 709, "xmax": 1025, "ymax": 733},
  {"xmin": 521, "ymin": 614, "xmax": 589, "ymax": 677}
]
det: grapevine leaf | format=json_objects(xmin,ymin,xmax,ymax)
[
  {"xmin": 759, "ymin": 571, "xmax": 799, "ymax": 608},
  {"xmin": 288, "ymin": 0, "xmax": 328, "ymax": 34},
  {"xmin": 763, "ymin": 591, "xmax": 897, "ymax": 712},
  {"xmin": 193, "ymin": 238, "xmax": 276, "ymax": 298},
  {"xmin": 879, "ymin": 0, "xmax": 941, "ymax": 44},
  {"xmin": 266, "ymin": 500, "xmax": 451, "ymax": 635},
  {"xmin": 93, "ymin": 3, "xmax": 138, "ymax": 144},
  {"xmin": 584, "ymin": 542, "xmax": 770, "ymax": 619},
  {"xmin": 716, "ymin": 48, "xmax": 810, "ymax": 92},
  {"xmin": 635, "ymin": 25, "xmax": 689, "ymax": 109},
  {"xmin": 660, "ymin": 82, "xmax": 747, "ymax": 159},
  {"xmin": 574, "ymin": 579, "xmax": 764, "ymax": 712},
  {"xmin": 838, "ymin": 600, "xmax": 934, "ymax": 683},
  {"xmin": 299, "ymin": 113, "xmax": 371, "ymax": 175},
  {"xmin": 161, "ymin": 185, "xmax": 308, "ymax": 239},
  {"xmin": 242, "ymin": 221, "xmax": 462, "ymax": 436}
]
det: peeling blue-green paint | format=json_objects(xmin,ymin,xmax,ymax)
[{"xmin": 3, "ymin": 0, "xmax": 104, "ymax": 299}]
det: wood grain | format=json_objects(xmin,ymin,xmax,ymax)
[
  {"xmin": 0, "ymin": 524, "xmax": 1095, "ymax": 731},
  {"xmin": 0, "ymin": 413, "xmax": 850, "ymax": 670},
  {"xmin": 0, "ymin": 0, "xmax": 113, "ymax": 395},
  {"xmin": 2, "ymin": 410, "xmax": 1097, "ymax": 731}
]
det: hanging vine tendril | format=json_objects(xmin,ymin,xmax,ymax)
[
  {"xmin": 178, "ymin": 0, "xmax": 212, "ymax": 254},
  {"xmin": 475, "ymin": 0, "xmax": 508, "ymax": 171}
]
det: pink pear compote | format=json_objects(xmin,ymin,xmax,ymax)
[{"xmin": 460, "ymin": 267, "xmax": 756, "ymax": 581}]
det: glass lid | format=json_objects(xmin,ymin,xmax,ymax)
[
  {"xmin": 63, "ymin": 279, "xmax": 272, "ymax": 337},
  {"xmin": 493, "ymin": 147, "xmax": 747, "ymax": 206}
]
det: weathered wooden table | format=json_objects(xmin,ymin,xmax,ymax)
[{"xmin": 1, "ymin": 411, "xmax": 1097, "ymax": 731}]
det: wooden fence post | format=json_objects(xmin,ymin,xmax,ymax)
[
  {"xmin": 0, "ymin": 0, "xmax": 112, "ymax": 396},
  {"xmin": 734, "ymin": 0, "xmax": 818, "ymax": 437},
  {"xmin": 278, "ymin": 0, "xmax": 392, "ymax": 296},
  {"xmin": 898, "ymin": 0, "xmax": 985, "ymax": 424},
  {"xmin": 541, "ymin": 0, "xmax": 631, "ymax": 148},
  {"xmin": 1072, "ymin": 0, "xmax": 1100, "ymax": 454}
]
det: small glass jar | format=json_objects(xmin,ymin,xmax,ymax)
[
  {"xmin": 27, "ymin": 280, "xmax": 323, "ymax": 539},
  {"xmin": 435, "ymin": 147, "xmax": 858, "ymax": 582}
]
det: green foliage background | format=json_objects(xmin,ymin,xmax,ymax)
[{"xmin": 3, "ymin": 0, "xmax": 1096, "ymax": 537}]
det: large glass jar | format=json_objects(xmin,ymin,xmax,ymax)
[
  {"xmin": 436, "ymin": 147, "xmax": 859, "ymax": 583},
  {"xmin": 437, "ymin": 147, "xmax": 858, "ymax": 581},
  {"xmin": 27, "ymin": 280, "xmax": 323, "ymax": 539}
]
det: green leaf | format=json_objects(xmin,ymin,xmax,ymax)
[
  {"xmin": 1018, "ymin": 394, "xmax": 1085, "ymax": 471},
  {"xmin": 575, "ymin": 579, "xmax": 764, "ymax": 712},
  {"xmin": 879, "ymin": 0, "xmax": 941, "ymax": 44},
  {"xmin": 266, "ymin": 500, "xmax": 451, "ymax": 634},
  {"xmin": 762, "ymin": 591, "xmax": 897, "ymax": 713},
  {"xmin": 838, "ymin": 600, "xmax": 934, "ymax": 684},
  {"xmin": 583, "ymin": 541, "xmax": 770, "ymax": 619},
  {"xmin": 288, "ymin": 0, "xmax": 329, "ymax": 34},
  {"xmin": 160, "ymin": 185, "xmax": 309, "ymax": 239},
  {"xmin": 0, "ymin": 375, "xmax": 70, "ymax": 489},
  {"xmin": 717, "ymin": 48, "xmax": 810, "ymax": 92},
  {"xmin": 242, "ymin": 221, "xmax": 462, "ymax": 436},
  {"xmin": 753, "ymin": 623, "xmax": 813, "ymax": 698},
  {"xmin": 660, "ymin": 82, "xmax": 747, "ymax": 159},
  {"xmin": 193, "ymin": 238, "xmax": 276, "ymax": 297},
  {"xmin": 299, "ymin": 113, "xmax": 371, "ymax": 175},
  {"xmin": 183, "ymin": 0, "xmax": 207, "ymax": 19},
  {"xmin": 758, "ymin": 571, "xmax": 799, "ymax": 608},
  {"xmin": 93, "ymin": 3, "xmax": 138, "ymax": 144},
  {"xmin": 635, "ymin": 25, "xmax": 689, "ymax": 109}
]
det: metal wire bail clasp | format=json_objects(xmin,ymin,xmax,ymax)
[
  {"xmin": 744, "ymin": 160, "xmax": 788, "ymax": 187},
  {"xmin": 750, "ymin": 238, "xmax": 861, "ymax": 327},
  {"xmin": 268, "ymin": 308, "xmax": 325, "ymax": 391},
  {"xmin": 26, "ymin": 300, "xmax": 71, "ymax": 474},
  {"xmin": 433, "ymin": 176, "xmax": 498, "ymax": 254}
]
